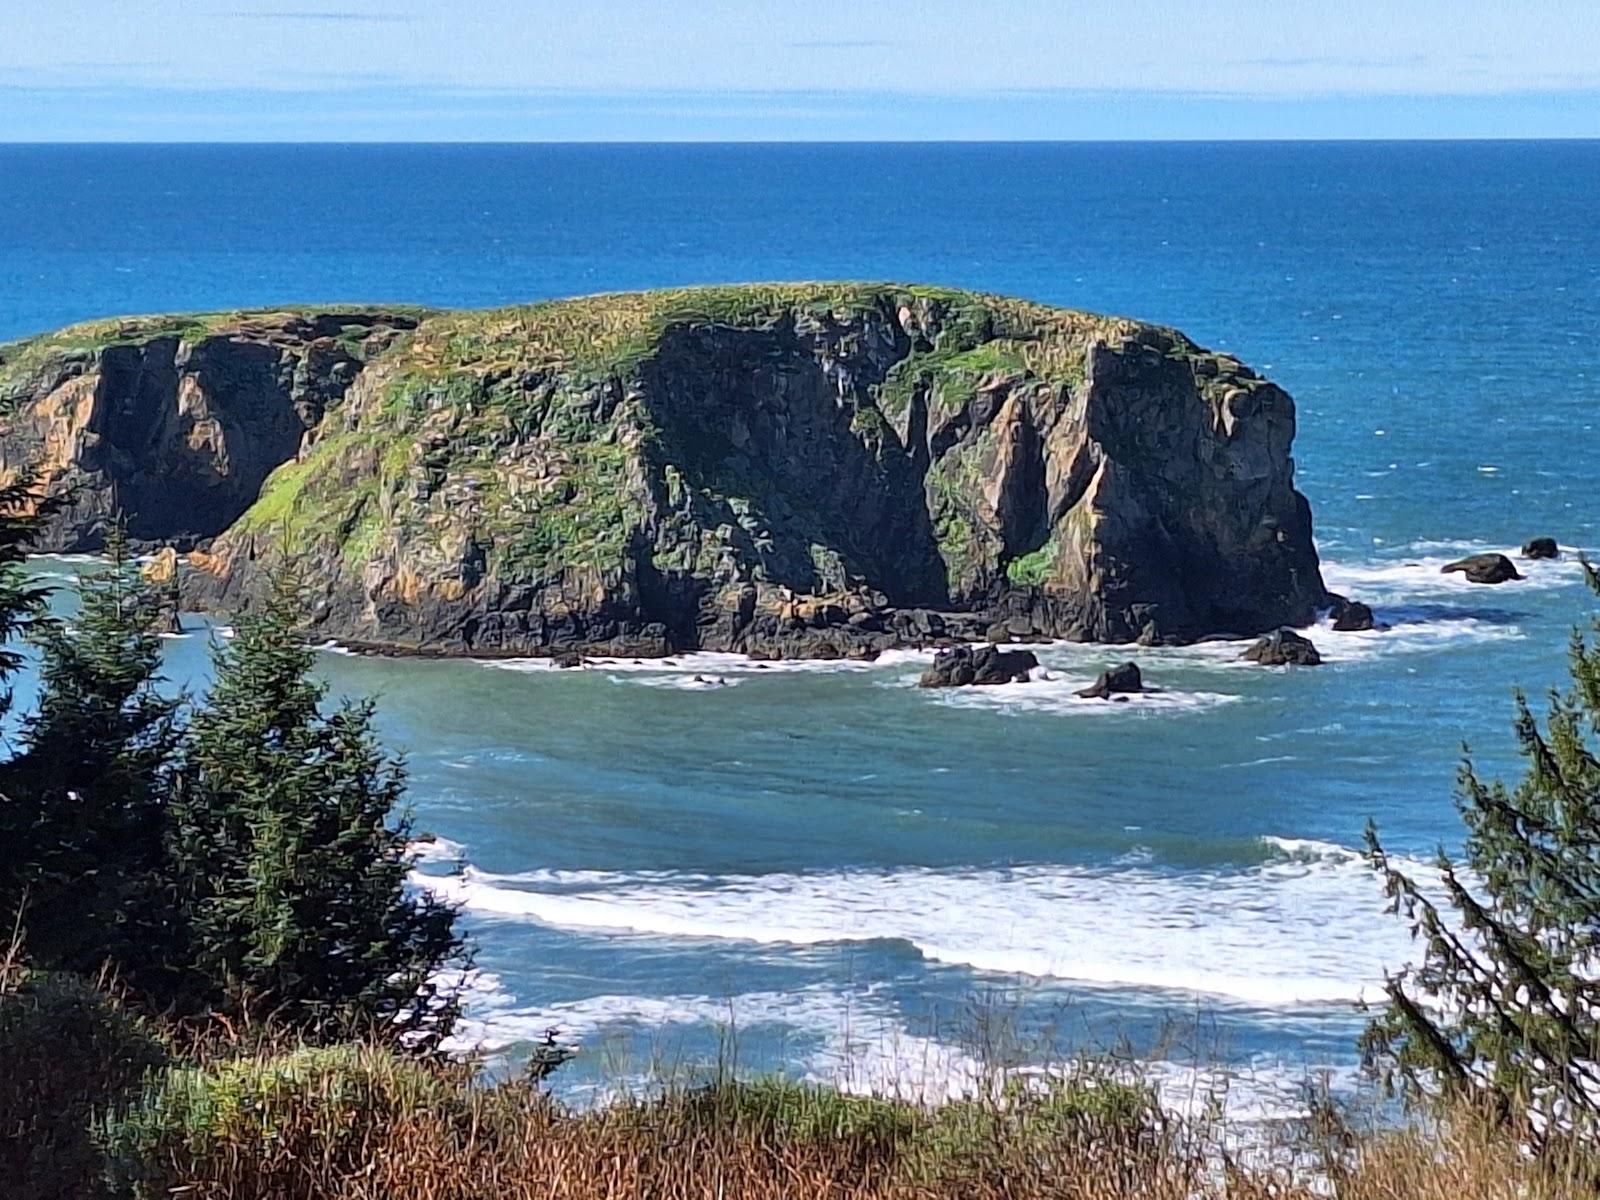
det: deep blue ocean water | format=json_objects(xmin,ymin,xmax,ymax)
[{"xmin": 4, "ymin": 142, "xmax": 1600, "ymax": 1117}]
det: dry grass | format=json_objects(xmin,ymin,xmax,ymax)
[{"xmin": 86, "ymin": 1037, "xmax": 1600, "ymax": 1200}]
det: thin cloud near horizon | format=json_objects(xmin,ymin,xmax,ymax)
[
  {"xmin": 3, "ymin": 0, "xmax": 1597, "ymax": 139},
  {"xmin": 216, "ymin": 9, "xmax": 415, "ymax": 21}
]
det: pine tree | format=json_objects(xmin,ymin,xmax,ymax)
[
  {"xmin": 1365, "ymin": 563, "xmax": 1600, "ymax": 1140},
  {"xmin": 0, "ymin": 525, "xmax": 178, "ymax": 977},
  {"xmin": 167, "ymin": 582, "xmax": 462, "ymax": 1041},
  {"xmin": 0, "ymin": 475, "xmax": 57, "ymax": 734}
]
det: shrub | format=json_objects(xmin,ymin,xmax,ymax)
[
  {"xmin": 102, "ymin": 1043, "xmax": 466, "ymax": 1199},
  {"xmin": 0, "ymin": 971, "xmax": 167, "ymax": 1200}
]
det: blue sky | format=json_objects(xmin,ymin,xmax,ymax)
[{"xmin": 4, "ymin": 1, "xmax": 1598, "ymax": 140}]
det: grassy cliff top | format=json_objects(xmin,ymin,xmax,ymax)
[{"xmin": 0, "ymin": 283, "xmax": 1206, "ymax": 398}]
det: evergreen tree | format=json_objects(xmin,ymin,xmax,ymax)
[
  {"xmin": 0, "ymin": 475, "xmax": 57, "ymax": 735},
  {"xmin": 167, "ymin": 583, "xmax": 462, "ymax": 1041},
  {"xmin": 1366, "ymin": 564, "xmax": 1600, "ymax": 1140},
  {"xmin": 0, "ymin": 525, "xmax": 178, "ymax": 977}
]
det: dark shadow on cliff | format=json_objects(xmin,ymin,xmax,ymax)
[{"xmin": 635, "ymin": 323, "xmax": 950, "ymax": 608}]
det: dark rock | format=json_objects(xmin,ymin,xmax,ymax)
[
  {"xmin": 918, "ymin": 644, "xmax": 1039, "ymax": 688},
  {"xmin": 1441, "ymin": 553, "xmax": 1522, "ymax": 585},
  {"xmin": 1522, "ymin": 537, "xmax": 1559, "ymax": 560},
  {"xmin": 985, "ymin": 622, "xmax": 1014, "ymax": 644},
  {"xmin": 1077, "ymin": 661, "xmax": 1144, "ymax": 700},
  {"xmin": 1241, "ymin": 628, "xmax": 1322, "ymax": 667},
  {"xmin": 551, "ymin": 650, "xmax": 584, "ymax": 669},
  {"xmin": 1327, "ymin": 594, "xmax": 1376, "ymax": 632}
]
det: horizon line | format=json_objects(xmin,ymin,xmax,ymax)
[{"xmin": 5, "ymin": 135, "xmax": 1600, "ymax": 146}]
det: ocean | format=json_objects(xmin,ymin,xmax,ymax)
[{"xmin": 4, "ymin": 141, "xmax": 1599, "ymax": 1118}]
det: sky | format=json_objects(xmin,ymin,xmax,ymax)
[{"xmin": 3, "ymin": 1, "xmax": 1598, "ymax": 141}]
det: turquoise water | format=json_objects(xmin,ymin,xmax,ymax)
[{"xmin": 5, "ymin": 142, "xmax": 1600, "ymax": 1117}]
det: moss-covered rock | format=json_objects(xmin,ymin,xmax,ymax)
[{"xmin": 1, "ymin": 284, "xmax": 1326, "ymax": 655}]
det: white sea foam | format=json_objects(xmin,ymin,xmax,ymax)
[
  {"xmin": 409, "ymin": 835, "xmax": 469, "ymax": 866},
  {"xmin": 487, "ymin": 651, "xmax": 885, "ymax": 677},
  {"xmin": 614, "ymin": 673, "xmax": 746, "ymax": 690},
  {"xmin": 1307, "ymin": 613, "xmax": 1525, "ymax": 663},
  {"xmin": 1320, "ymin": 544, "xmax": 1584, "ymax": 604},
  {"xmin": 921, "ymin": 671, "xmax": 1243, "ymax": 716},
  {"xmin": 417, "ymin": 836, "xmax": 1431, "ymax": 1009},
  {"xmin": 438, "ymin": 973, "xmax": 1357, "ymax": 1123}
]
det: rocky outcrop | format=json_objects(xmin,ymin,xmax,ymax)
[
  {"xmin": 1442, "ymin": 553, "xmax": 1522, "ymax": 584},
  {"xmin": 1326, "ymin": 594, "xmax": 1376, "ymax": 632},
  {"xmin": 0, "ymin": 310, "xmax": 422, "ymax": 551},
  {"xmin": 1077, "ymin": 662, "xmax": 1144, "ymax": 700},
  {"xmin": 919, "ymin": 644, "xmax": 1039, "ymax": 688},
  {"xmin": 1522, "ymin": 538, "xmax": 1559, "ymax": 560},
  {"xmin": 1242, "ymin": 628, "xmax": 1322, "ymax": 666},
  {"xmin": 1, "ymin": 286, "xmax": 1328, "ymax": 658}
]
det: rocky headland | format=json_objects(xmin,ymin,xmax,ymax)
[{"xmin": 0, "ymin": 284, "xmax": 1329, "ymax": 659}]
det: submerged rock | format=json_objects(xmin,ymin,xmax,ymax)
[
  {"xmin": 1522, "ymin": 537, "xmax": 1559, "ymax": 560},
  {"xmin": 919, "ymin": 645, "xmax": 1039, "ymax": 688},
  {"xmin": 2, "ymin": 286, "xmax": 1327, "ymax": 659},
  {"xmin": 1077, "ymin": 662, "xmax": 1144, "ymax": 700},
  {"xmin": 1242, "ymin": 629, "xmax": 1322, "ymax": 667},
  {"xmin": 1442, "ymin": 553, "xmax": 1522, "ymax": 584}
]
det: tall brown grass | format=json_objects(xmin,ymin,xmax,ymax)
[{"xmin": 92, "ymin": 1039, "xmax": 1600, "ymax": 1200}]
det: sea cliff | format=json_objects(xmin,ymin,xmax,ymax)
[{"xmin": 0, "ymin": 284, "xmax": 1327, "ymax": 657}]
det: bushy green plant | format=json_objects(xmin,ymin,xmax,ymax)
[
  {"xmin": 1005, "ymin": 544, "xmax": 1057, "ymax": 588},
  {"xmin": 0, "ymin": 971, "xmax": 167, "ymax": 1200},
  {"xmin": 101, "ymin": 1043, "xmax": 460, "ymax": 1199}
]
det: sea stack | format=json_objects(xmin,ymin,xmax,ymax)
[{"xmin": 0, "ymin": 285, "xmax": 1328, "ymax": 658}]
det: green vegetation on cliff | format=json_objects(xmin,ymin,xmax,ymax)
[
  {"xmin": 5, "ymin": 282, "xmax": 1323, "ymax": 654},
  {"xmin": 219, "ymin": 284, "xmax": 1165, "ymax": 595}
]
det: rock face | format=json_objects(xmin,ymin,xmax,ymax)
[
  {"xmin": 0, "ymin": 310, "xmax": 421, "ymax": 550},
  {"xmin": 919, "ymin": 644, "xmax": 1039, "ymax": 688},
  {"xmin": 1, "ymin": 286, "xmax": 1327, "ymax": 658},
  {"xmin": 1077, "ymin": 662, "xmax": 1144, "ymax": 700},
  {"xmin": 1242, "ymin": 628, "xmax": 1322, "ymax": 666},
  {"xmin": 1522, "ymin": 537, "xmax": 1559, "ymax": 560},
  {"xmin": 1442, "ymin": 553, "xmax": 1522, "ymax": 585}
]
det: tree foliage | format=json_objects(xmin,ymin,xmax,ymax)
[
  {"xmin": 0, "ymin": 474, "xmax": 58, "ymax": 732},
  {"xmin": 0, "ymin": 526, "xmax": 178, "ymax": 976},
  {"xmin": 1366, "ymin": 563, "xmax": 1600, "ymax": 1140},
  {"xmin": 165, "ymin": 583, "xmax": 462, "ymax": 1040},
  {"xmin": 0, "ymin": 492, "xmax": 463, "ymax": 1042}
]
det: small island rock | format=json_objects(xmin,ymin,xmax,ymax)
[
  {"xmin": 1, "ymin": 287, "xmax": 1328, "ymax": 661},
  {"xmin": 1077, "ymin": 662, "xmax": 1144, "ymax": 700},
  {"xmin": 919, "ymin": 644, "xmax": 1039, "ymax": 688},
  {"xmin": 1242, "ymin": 629, "xmax": 1323, "ymax": 667},
  {"xmin": 1522, "ymin": 538, "xmax": 1559, "ymax": 561},
  {"xmin": 1327, "ymin": 594, "xmax": 1376, "ymax": 632},
  {"xmin": 1441, "ymin": 553, "xmax": 1522, "ymax": 584}
]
